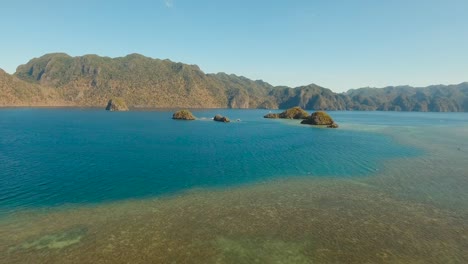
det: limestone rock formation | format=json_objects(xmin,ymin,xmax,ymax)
[
  {"xmin": 106, "ymin": 98, "xmax": 129, "ymax": 111},
  {"xmin": 172, "ymin": 110, "xmax": 196, "ymax": 120},
  {"xmin": 213, "ymin": 114, "xmax": 230, "ymax": 122},
  {"xmin": 264, "ymin": 107, "xmax": 309, "ymax": 119},
  {"xmin": 263, "ymin": 113, "xmax": 279, "ymax": 118},
  {"xmin": 301, "ymin": 111, "xmax": 338, "ymax": 128}
]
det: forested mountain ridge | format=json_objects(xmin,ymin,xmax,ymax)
[
  {"xmin": 0, "ymin": 68, "xmax": 67, "ymax": 106},
  {"xmin": 14, "ymin": 53, "xmax": 227, "ymax": 108},
  {"xmin": 1, "ymin": 53, "xmax": 467, "ymax": 111},
  {"xmin": 346, "ymin": 83, "xmax": 468, "ymax": 111}
]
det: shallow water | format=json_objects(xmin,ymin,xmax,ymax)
[{"xmin": 0, "ymin": 109, "xmax": 467, "ymax": 263}]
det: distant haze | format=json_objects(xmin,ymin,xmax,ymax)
[{"xmin": 1, "ymin": 0, "xmax": 468, "ymax": 92}]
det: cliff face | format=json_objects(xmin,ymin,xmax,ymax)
[{"xmin": 4, "ymin": 53, "xmax": 468, "ymax": 112}]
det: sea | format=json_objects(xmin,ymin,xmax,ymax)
[{"xmin": 0, "ymin": 109, "xmax": 467, "ymax": 263}]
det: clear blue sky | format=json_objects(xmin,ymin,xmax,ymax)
[{"xmin": 1, "ymin": 0, "xmax": 467, "ymax": 92}]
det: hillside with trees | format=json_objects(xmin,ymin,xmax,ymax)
[{"xmin": 1, "ymin": 53, "xmax": 466, "ymax": 111}]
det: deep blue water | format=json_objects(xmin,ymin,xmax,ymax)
[{"xmin": 0, "ymin": 109, "xmax": 427, "ymax": 214}]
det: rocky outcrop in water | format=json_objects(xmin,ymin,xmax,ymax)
[
  {"xmin": 264, "ymin": 113, "xmax": 279, "ymax": 118},
  {"xmin": 301, "ymin": 111, "xmax": 338, "ymax": 128},
  {"xmin": 106, "ymin": 98, "xmax": 129, "ymax": 111},
  {"xmin": 172, "ymin": 110, "xmax": 196, "ymax": 120},
  {"xmin": 264, "ymin": 107, "xmax": 309, "ymax": 119},
  {"xmin": 213, "ymin": 114, "xmax": 230, "ymax": 122}
]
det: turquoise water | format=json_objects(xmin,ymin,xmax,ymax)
[
  {"xmin": 0, "ymin": 109, "xmax": 421, "ymax": 214},
  {"xmin": 1, "ymin": 109, "xmax": 468, "ymax": 263}
]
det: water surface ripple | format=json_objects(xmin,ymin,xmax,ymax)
[{"xmin": 0, "ymin": 109, "xmax": 422, "ymax": 213}]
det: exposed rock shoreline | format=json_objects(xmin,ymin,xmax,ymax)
[{"xmin": 105, "ymin": 98, "xmax": 129, "ymax": 111}]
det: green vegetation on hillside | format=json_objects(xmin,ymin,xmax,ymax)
[
  {"xmin": 0, "ymin": 53, "xmax": 466, "ymax": 112},
  {"xmin": 345, "ymin": 84, "xmax": 468, "ymax": 111},
  {"xmin": 0, "ymin": 68, "xmax": 66, "ymax": 106},
  {"xmin": 14, "ymin": 53, "xmax": 226, "ymax": 108}
]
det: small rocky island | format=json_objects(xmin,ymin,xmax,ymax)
[
  {"xmin": 105, "ymin": 98, "xmax": 129, "ymax": 111},
  {"xmin": 172, "ymin": 110, "xmax": 196, "ymax": 120},
  {"xmin": 213, "ymin": 114, "xmax": 230, "ymax": 122},
  {"xmin": 301, "ymin": 111, "xmax": 339, "ymax": 128},
  {"xmin": 264, "ymin": 106, "xmax": 309, "ymax": 119}
]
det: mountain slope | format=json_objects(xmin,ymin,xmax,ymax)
[
  {"xmin": 4, "ymin": 53, "xmax": 468, "ymax": 111},
  {"xmin": 208, "ymin": 73, "xmax": 278, "ymax": 108},
  {"xmin": 15, "ymin": 53, "xmax": 227, "ymax": 108},
  {"xmin": 12, "ymin": 53, "xmax": 353, "ymax": 109},
  {"xmin": 346, "ymin": 83, "xmax": 468, "ymax": 111},
  {"xmin": 0, "ymin": 68, "xmax": 65, "ymax": 106},
  {"xmin": 269, "ymin": 84, "xmax": 350, "ymax": 110}
]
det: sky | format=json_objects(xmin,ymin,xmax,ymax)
[{"xmin": 1, "ymin": 0, "xmax": 467, "ymax": 92}]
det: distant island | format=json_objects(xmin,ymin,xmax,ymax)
[{"xmin": 1, "ymin": 53, "xmax": 467, "ymax": 112}]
